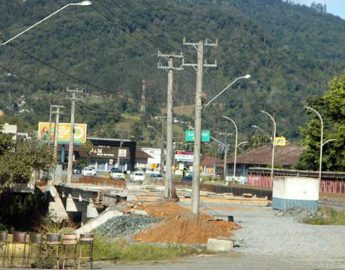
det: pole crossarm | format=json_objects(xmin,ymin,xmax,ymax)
[
  {"xmin": 157, "ymin": 51, "xmax": 184, "ymax": 70},
  {"xmin": 182, "ymin": 38, "xmax": 218, "ymax": 72},
  {"xmin": 0, "ymin": 1, "xmax": 92, "ymax": 47}
]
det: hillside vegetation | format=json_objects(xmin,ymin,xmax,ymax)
[{"xmin": 0, "ymin": 0, "xmax": 345, "ymax": 142}]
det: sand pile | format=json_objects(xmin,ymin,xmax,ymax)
[{"xmin": 133, "ymin": 201, "xmax": 239, "ymax": 244}]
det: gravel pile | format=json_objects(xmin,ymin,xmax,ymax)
[
  {"xmin": 275, "ymin": 206, "xmax": 326, "ymax": 222},
  {"xmin": 96, "ymin": 214, "xmax": 162, "ymax": 238}
]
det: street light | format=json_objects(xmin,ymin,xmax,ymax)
[
  {"xmin": 221, "ymin": 116, "xmax": 239, "ymax": 179},
  {"xmin": 203, "ymin": 74, "xmax": 251, "ymax": 107},
  {"xmin": 304, "ymin": 106, "xmax": 324, "ymax": 181},
  {"xmin": 252, "ymin": 125, "xmax": 270, "ymax": 138},
  {"xmin": 191, "ymin": 74, "xmax": 251, "ymax": 215},
  {"xmin": 260, "ymin": 110, "xmax": 276, "ymax": 182},
  {"xmin": 0, "ymin": 1, "xmax": 92, "ymax": 47}
]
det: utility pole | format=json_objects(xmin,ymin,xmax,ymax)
[
  {"xmin": 140, "ymin": 80, "xmax": 147, "ymax": 115},
  {"xmin": 158, "ymin": 51, "xmax": 183, "ymax": 199},
  {"xmin": 183, "ymin": 38, "xmax": 217, "ymax": 214},
  {"xmin": 66, "ymin": 88, "xmax": 83, "ymax": 184},
  {"xmin": 52, "ymin": 105, "xmax": 64, "ymax": 161},
  {"xmin": 223, "ymin": 130, "xmax": 229, "ymax": 180},
  {"xmin": 159, "ymin": 117, "xmax": 165, "ymax": 176}
]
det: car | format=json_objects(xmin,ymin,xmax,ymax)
[
  {"xmin": 82, "ymin": 167, "xmax": 96, "ymax": 176},
  {"xmin": 73, "ymin": 166, "xmax": 83, "ymax": 174},
  {"xmin": 130, "ymin": 171, "xmax": 145, "ymax": 183},
  {"xmin": 182, "ymin": 172, "xmax": 193, "ymax": 182},
  {"xmin": 110, "ymin": 168, "xmax": 125, "ymax": 180},
  {"xmin": 149, "ymin": 173, "xmax": 164, "ymax": 181}
]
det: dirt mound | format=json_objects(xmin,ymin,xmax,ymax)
[{"xmin": 133, "ymin": 201, "xmax": 239, "ymax": 244}]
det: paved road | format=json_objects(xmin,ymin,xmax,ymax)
[{"xmin": 97, "ymin": 254, "xmax": 326, "ymax": 270}]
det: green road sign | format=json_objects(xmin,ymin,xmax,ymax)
[{"xmin": 185, "ymin": 130, "xmax": 210, "ymax": 142}]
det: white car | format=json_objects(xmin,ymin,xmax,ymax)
[
  {"xmin": 110, "ymin": 168, "xmax": 125, "ymax": 180},
  {"xmin": 82, "ymin": 167, "xmax": 96, "ymax": 176},
  {"xmin": 130, "ymin": 171, "xmax": 145, "ymax": 183}
]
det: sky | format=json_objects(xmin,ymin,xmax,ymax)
[{"xmin": 292, "ymin": 0, "xmax": 345, "ymax": 19}]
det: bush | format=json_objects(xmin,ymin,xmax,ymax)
[{"xmin": 303, "ymin": 207, "xmax": 345, "ymax": 225}]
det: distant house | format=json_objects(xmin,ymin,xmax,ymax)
[
  {"xmin": 226, "ymin": 144, "xmax": 304, "ymax": 177},
  {"xmin": 201, "ymin": 154, "xmax": 224, "ymax": 177}
]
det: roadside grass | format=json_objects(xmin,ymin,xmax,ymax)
[
  {"xmin": 93, "ymin": 234, "xmax": 204, "ymax": 262},
  {"xmin": 303, "ymin": 207, "xmax": 345, "ymax": 225}
]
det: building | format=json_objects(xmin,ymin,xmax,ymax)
[{"xmin": 226, "ymin": 144, "xmax": 304, "ymax": 177}]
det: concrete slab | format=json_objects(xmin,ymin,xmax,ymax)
[{"xmin": 207, "ymin": 238, "xmax": 234, "ymax": 252}]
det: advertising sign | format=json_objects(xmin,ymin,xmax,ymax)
[
  {"xmin": 175, "ymin": 151, "xmax": 194, "ymax": 162},
  {"xmin": 118, "ymin": 149, "xmax": 127, "ymax": 158},
  {"xmin": 274, "ymin": 136, "xmax": 286, "ymax": 146},
  {"xmin": 185, "ymin": 130, "xmax": 210, "ymax": 142},
  {"xmin": 38, "ymin": 122, "xmax": 87, "ymax": 144}
]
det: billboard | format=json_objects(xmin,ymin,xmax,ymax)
[{"xmin": 38, "ymin": 122, "xmax": 87, "ymax": 144}]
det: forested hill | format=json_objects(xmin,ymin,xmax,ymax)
[{"xmin": 0, "ymin": 0, "xmax": 345, "ymax": 140}]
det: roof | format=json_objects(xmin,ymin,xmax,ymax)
[
  {"xmin": 201, "ymin": 155, "xmax": 224, "ymax": 167},
  {"xmin": 227, "ymin": 144, "xmax": 304, "ymax": 167}
]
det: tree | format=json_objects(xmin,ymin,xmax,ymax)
[
  {"xmin": 299, "ymin": 71, "xmax": 345, "ymax": 171},
  {"xmin": 0, "ymin": 139, "xmax": 55, "ymax": 190}
]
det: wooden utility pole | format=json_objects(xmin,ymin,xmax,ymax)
[
  {"xmin": 183, "ymin": 38, "xmax": 217, "ymax": 215},
  {"xmin": 66, "ymin": 88, "xmax": 83, "ymax": 184},
  {"xmin": 157, "ymin": 51, "xmax": 183, "ymax": 199},
  {"xmin": 140, "ymin": 80, "xmax": 147, "ymax": 115}
]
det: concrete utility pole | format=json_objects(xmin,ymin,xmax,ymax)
[
  {"xmin": 49, "ymin": 105, "xmax": 63, "ymax": 145},
  {"xmin": 158, "ymin": 51, "xmax": 183, "ymax": 199},
  {"xmin": 140, "ymin": 80, "xmax": 147, "ymax": 115},
  {"xmin": 52, "ymin": 105, "xmax": 64, "ymax": 161},
  {"xmin": 183, "ymin": 38, "xmax": 217, "ymax": 215},
  {"xmin": 222, "ymin": 130, "xmax": 230, "ymax": 180},
  {"xmin": 66, "ymin": 88, "xmax": 83, "ymax": 184}
]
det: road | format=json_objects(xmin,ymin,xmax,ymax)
[{"xmin": 96, "ymin": 199, "xmax": 345, "ymax": 270}]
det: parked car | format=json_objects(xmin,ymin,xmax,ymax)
[
  {"xmin": 110, "ymin": 168, "xmax": 125, "ymax": 180},
  {"xmin": 82, "ymin": 167, "xmax": 96, "ymax": 176},
  {"xmin": 182, "ymin": 172, "xmax": 193, "ymax": 182},
  {"xmin": 130, "ymin": 171, "xmax": 145, "ymax": 183},
  {"xmin": 149, "ymin": 173, "xmax": 164, "ymax": 181},
  {"xmin": 73, "ymin": 166, "xmax": 83, "ymax": 174}
]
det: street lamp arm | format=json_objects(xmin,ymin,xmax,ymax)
[
  {"xmin": 0, "ymin": 1, "xmax": 92, "ymax": 47},
  {"xmin": 322, "ymin": 139, "xmax": 336, "ymax": 147},
  {"xmin": 237, "ymin": 141, "xmax": 248, "ymax": 147},
  {"xmin": 203, "ymin": 74, "xmax": 251, "ymax": 107},
  {"xmin": 211, "ymin": 136, "xmax": 226, "ymax": 147},
  {"xmin": 148, "ymin": 125, "xmax": 166, "ymax": 143}
]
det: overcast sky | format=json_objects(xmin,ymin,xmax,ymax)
[{"xmin": 292, "ymin": 0, "xmax": 345, "ymax": 19}]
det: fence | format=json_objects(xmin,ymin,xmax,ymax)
[{"xmin": 248, "ymin": 167, "xmax": 345, "ymax": 193}]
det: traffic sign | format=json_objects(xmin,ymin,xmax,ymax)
[{"xmin": 185, "ymin": 130, "xmax": 210, "ymax": 142}]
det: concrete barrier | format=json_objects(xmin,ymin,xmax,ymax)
[{"xmin": 207, "ymin": 238, "xmax": 234, "ymax": 252}]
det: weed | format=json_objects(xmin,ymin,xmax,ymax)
[
  {"xmin": 92, "ymin": 234, "xmax": 201, "ymax": 262},
  {"xmin": 303, "ymin": 207, "xmax": 345, "ymax": 225}
]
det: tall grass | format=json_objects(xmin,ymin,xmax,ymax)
[
  {"xmin": 303, "ymin": 207, "xmax": 345, "ymax": 225},
  {"xmin": 93, "ymin": 234, "xmax": 202, "ymax": 262}
]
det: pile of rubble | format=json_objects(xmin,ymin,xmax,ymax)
[
  {"xmin": 95, "ymin": 214, "xmax": 162, "ymax": 238},
  {"xmin": 275, "ymin": 207, "xmax": 326, "ymax": 223}
]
